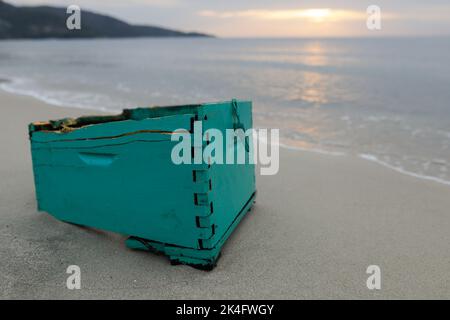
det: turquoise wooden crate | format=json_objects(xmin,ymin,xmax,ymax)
[{"xmin": 29, "ymin": 100, "xmax": 256, "ymax": 270}]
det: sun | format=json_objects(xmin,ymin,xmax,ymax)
[{"xmin": 301, "ymin": 9, "xmax": 332, "ymax": 22}]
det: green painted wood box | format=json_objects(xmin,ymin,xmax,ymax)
[{"xmin": 28, "ymin": 100, "xmax": 256, "ymax": 270}]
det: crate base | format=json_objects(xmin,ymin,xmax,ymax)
[{"xmin": 125, "ymin": 192, "xmax": 256, "ymax": 270}]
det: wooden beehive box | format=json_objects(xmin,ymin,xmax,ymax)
[{"xmin": 29, "ymin": 100, "xmax": 256, "ymax": 270}]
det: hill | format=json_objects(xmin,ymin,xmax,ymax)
[{"xmin": 0, "ymin": 0, "xmax": 211, "ymax": 39}]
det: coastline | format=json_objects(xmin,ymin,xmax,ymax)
[
  {"xmin": 1, "ymin": 89, "xmax": 450, "ymax": 299},
  {"xmin": 3, "ymin": 80, "xmax": 450, "ymax": 188}
]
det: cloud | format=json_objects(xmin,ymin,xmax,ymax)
[{"xmin": 198, "ymin": 8, "xmax": 395, "ymax": 22}]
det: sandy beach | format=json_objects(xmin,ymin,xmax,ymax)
[{"xmin": 1, "ymin": 89, "xmax": 450, "ymax": 299}]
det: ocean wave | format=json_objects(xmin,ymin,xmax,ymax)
[
  {"xmin": 270, "ymin": 136, "xmax": 450, "ymax": 187},
  {"xmin": 359, "ymin": 153, "xmax": 450, "ymax": 187},
  {"xmin": 0, "ymin": 76, "xmax": 110, "ymax": 112}
]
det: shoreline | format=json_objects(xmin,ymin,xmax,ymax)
[
  {"xmin": 0, "ymin": 77, "xmax": 112, "ymax": 113},
  {"xmin": 1, "ymin": 85, "xmax": 449, "ymax": 189}
]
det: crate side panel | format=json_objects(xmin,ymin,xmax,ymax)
[
  {"xmin": 31, "ymin": 131, "xmax": 174, "ymax": 152},
  {"xmin": 32, "ymin": 139, "xmax": 202, "ymax": 249},
  {"xmin": 198, "ymin": 101, "xmax": 256, "ymax": 248}
]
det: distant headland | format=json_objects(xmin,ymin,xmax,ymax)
[{"xmin": 0, "ymin": 0, "xmax": 212, "ymax": 39}]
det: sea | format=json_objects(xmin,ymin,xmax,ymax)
[{"xmin": 1, "ymin": 37, "xmax": 449, "ymax": 185}]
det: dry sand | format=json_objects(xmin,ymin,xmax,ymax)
[{"xmin": 1, "ymin": 90, "xmax": 450, "ymax": 299}]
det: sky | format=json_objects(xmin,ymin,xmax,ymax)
[{"xmin": 7, "ymin": 0, "xmax": 450, "ymax": 37}]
